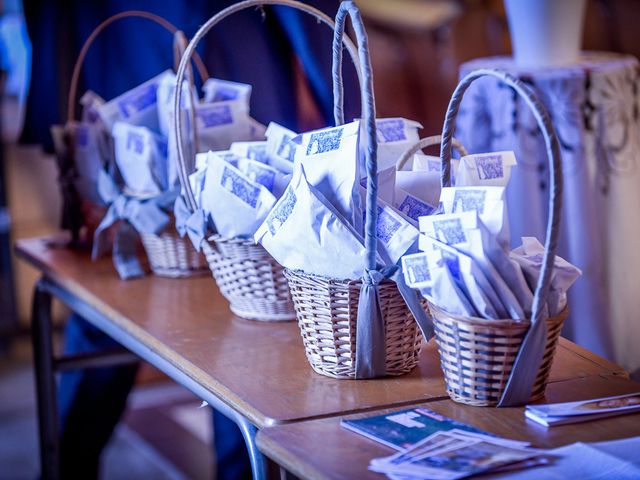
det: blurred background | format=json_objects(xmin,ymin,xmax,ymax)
[{"xmin": 1, "ymin": 0, "xmax": 640, "ymax": 478}]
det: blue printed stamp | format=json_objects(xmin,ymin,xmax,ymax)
[
  {"xmin": 277, "ymin": 135, "xmax": 296, "ymax": 162},
  {"xmin": 398, "ymin": 195, "xmax": 434, "ymax": 221},
  {"xmin": 404, "ymin": 255, "xmax": 431, "ymax": 285},
  {"xmin": 376, "ymin": 206, "xmax": 401, "ymax": 243},
  {"xmin": 220, "ymin": 166, "xmax": 260, "ymax": 208},
  {"xmin": 220, "ymin": 152, "xmax": 240, "ymax": 166},
  {"xmin": 267, "ymin": 186, "xmax": 296, "ymax": 235},
  {"xmin": 452, "ymin": 189, "xmax": 487, "ymax": 213},
  {"xmin": 247, "ymin": 145, "xmax": 269, "ymax": 164},
  {"xmin": 197, "ymin": 104, "xmax": 233, "ymax": 128},
  {"xmin": 475, "ymin": 155, "xmax": 504, "ymax": 180},
  {"xmin": 306, "ymin": 127, "xmax": 343, "ymax": 155},
  {"xmin": 117, "ymin": 83, "xmax": 158, "ymax": 119},
  {"xmin": 376, "ymin": 119, "xmax": 406, "ymax": 143},
  {"xmin": 245, "ymin": 163, "xmax": 275, "ymax": 192},
  {"xmin": 211, "ymin": 86, "xmax": 239, "ymax": 102},
  {"xmin": 126, "ymin": 130, "xmax": 145, "ymax": 155},
  {"xmin": 433, "ymin": 218, "xmax": 466, "ymax": 245}
]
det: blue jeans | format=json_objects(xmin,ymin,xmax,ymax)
[{"xmin": 58, "ymin": 314, "xmax": 251, "ymax": 479}]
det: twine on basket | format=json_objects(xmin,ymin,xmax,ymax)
[{"xmin": 438, "ymin": 68, "xmax": 564, "ymax": 406}]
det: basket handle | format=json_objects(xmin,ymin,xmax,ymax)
[
  {"xmin": 439, "ymin": 68, "xmax": 564, "ymax": 406},
  {"xmin": 332, "ymin": 1, "xmax": 378, "ymax": 270},
  {"xmin": 396, "ymin": 135, "xmax": 468, "ymax": 171},
  {"xmin": 173, "ymin": 0, "xmax": 361, "ymax": 214},
  {"xmin": 67, "ymin": 10, "xmax": 209, "ymax": 123}
]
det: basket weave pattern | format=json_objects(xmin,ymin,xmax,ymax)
[
  {"xmin": 284, "ymin": 268, "xmax": 423, "ymax": 379},
  {"xmin": 140, "ymin": 230, "xmax": 208, "ymax": 278},
  {"xmin": 202, "ymin": 235, "xmax": 295, "ymax": 321},
  {"xmin": 430, "ymin": 304, "xmax": 568, "ymax": 406}
]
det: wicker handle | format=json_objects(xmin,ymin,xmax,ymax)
[
  {"xmin": 67, "ymin": 10, "xmax": 209, "ymax": 122},
  {"xmin": 173, "ymin": 0, "xmax": 361, "ymax": 213},
  {"xmin": 396, "ymin": 135, "xmax": 468, "ymax": 171},
  {"xmin": 440, "ymin": 68, "xmax": 563, "ymax": 326},
  {"xmin": 332, "ymin": 1, "xmax": 378, "ymax": 270}
]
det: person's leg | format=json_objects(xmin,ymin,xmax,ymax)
[
  {"xmin": 212, "ymin": 408, "xmax": 252, "ymax": 480},
  {"xmin": 58, "ymin": 313, "xmax": 139, "ymax": 479}
]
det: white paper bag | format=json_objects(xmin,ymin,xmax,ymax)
[
  {"xmin": 200, "ymin": 153, "xmax": 276, "ymax": 238},
  {"xmin": 202, "ymin": 77, "xmax": 252, "ymax": 105},
  {"xmin": 112, "ymin": 122, "xmax": 167, "ymax": 195},
  {"xmin": 255, "ymin": 164, "xmax": 367, "ymax": 279},
  {"xmin": 455, "ymin": 151, "xmax": 517, "ymax": 187},
  {"xmin": 293, "ymin": 121, "xmax": 362, "ymax": 230},
  {"xmin": 265, "ymin": 122, "xmax": 297, "ymax": 174}
]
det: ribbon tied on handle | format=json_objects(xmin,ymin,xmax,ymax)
[{"xmin": 92, "ymin": 170, "xmax": 178, "ymax": 279}]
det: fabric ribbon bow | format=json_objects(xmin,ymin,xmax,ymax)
[
  {"xmin": 355, "ymin": 264, "xmax": 435, "ymax": 379},
  {"xmin": 92, "ymin": 170, "xmax": 178, "ymax": 279},
  {"xmin": 173, "ymin": 195, "xmax": 209, "ymax": 251}
]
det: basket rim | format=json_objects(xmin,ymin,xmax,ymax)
[
  {"xmin": 283, "ymin": 267, "xmax": 368, "ymax": 286},
  {"xmin": 428, "ymin": 302, "xmax": 569, "ymax": 329},
  {"xmin": 207, "ymin": 234, "xmax": 256, "ymax": 246}
]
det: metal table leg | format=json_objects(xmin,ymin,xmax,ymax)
[
  {"xmin": 31, "ymin": 278, "xmax": 59, "ymax": 480},
  {"xmin": 234, "ymin": 412, "xmax": 268, "ymax": 480}
]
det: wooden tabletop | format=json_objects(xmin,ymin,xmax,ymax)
[
  {"xmin": 256, "ymin": 375, "xmax": 640, "ymax": 480},
  {"xmin": 15, "ymin": 236, "xmax": 627, "ymax": 429}
]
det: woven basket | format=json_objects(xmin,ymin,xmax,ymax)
[
  {"xmin": 432, "ymin": 68, "xmax": 566, "ymax": 406},
  {"xmin": 430, "ymin": 304, "xmax": 568, "ymax": 406},
  {"xmin": 140, "ymin": 228, "xmax": 208, "ymax": 278},
  {"xmin": 171, "ymin": 0, "xmax": 364, "ymax": 321},
  {"xmin": 56, "ymin": 11, "xmax": 208, "ymax": 247},
  {"xmin": 201, "ymin": 236, "xmax": 295, "ymax": 321},
  {"xmin": 284, "ymin": 269, "xmax": 422, "ymax": 379}
]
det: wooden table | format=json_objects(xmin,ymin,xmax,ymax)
[
  {"xmin": 15, "ymin": 236, "xmax": 628, "ymax": 480},
  {"xmin": 256, "ymin": 375, "xmax": 640, "ymax": 479}
]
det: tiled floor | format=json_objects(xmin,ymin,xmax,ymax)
[{"xmin": 0, "ymin": 337, "xmax": 213, "ymax": 480}]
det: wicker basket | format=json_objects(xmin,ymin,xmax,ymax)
[
  {"xmin": 201, "ymin": 236, "xmax": 295, "ymax": 321},
  {"xmin": 430, "ymin": 304, "xmax": 568, "ymax": 406},
  {"xmin": 432, "ymin": 68, "xmax": 566, "ymax": 406},
  {"xmin": 171, "ymin": 0, "xmax": 365, "ymax": 321},
  {"xmin": 284, "ymin": 269, "xmax": 422, "ymax": 378},
  {"xmin": 140, "ymin": 228, "xmax": 208, "ymax": 278},
  {"xmin": 56, "ymin": 11, "xmax": 208, "ymax": 248}
]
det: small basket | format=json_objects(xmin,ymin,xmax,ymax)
[
  {"xmin": 201, "ymin": 236, "xmax": 294, "ymax": 321},
  {"xmin": 284, "ymin": 269, "xmax": 422, "ymax": 379},
  {"xmin": 55, "ymin": 10, "xmax": 208, "ymax": 248},
  {"xmin": 140, "ymin": 228, "xmax": 208, "ymax": 278},
  {"xmin": 171, "ymin": 1, "xmax": 362, "ymax": 321},
  {"xmin": 430, "ymin": 304, "xmax": 568, "ymax": 406},
  {"xmin": 432, "ymin": 68, "xmax": 566, "ymax": 406}
]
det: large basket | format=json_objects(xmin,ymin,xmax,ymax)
[
  {"xmin": 201, "ymin": 236, "xmax": 294, "ymax": 321},
  {"xmin": 171, "ymin": 0, "xmax": 362, "ymax": 322},
  {"xmin": 432, "ymin": 69, "xmax": 565, "ymax": 406},
  {"xmin": 285, "ymin": 269, "xmax": 422, "ymax": 378},
  {"xmin": 430, "ymin": 304, "xmax": 568, "ymax": 406}
]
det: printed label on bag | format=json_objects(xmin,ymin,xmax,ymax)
[
  {"xmin": 432, "ymin": 218, "xmax": 467, "ymax": 245},
  {"xmin": 210, "ymin": 86, "xmax": 239, "ymax": 102},
  {"xmin": 376, "ymin": 206, "xmax": 401, "ymax": 243},
  {"xmin": 117, "ymin": 84, "xmax": 158, "ymax": 119},
  {"xmin": 475, "ymin": 154, "xmax": 504, "ymax": 180},
  {"xmin": 452, "ymin": 189, "xmax": 487, "ymax": 213},
  {"xmin": 126, "ymin": 130, "xmax": 145, "ymax": 155},
  {"xmin": 376, "ymin": 119, "xmax": 406, "ymax": 143},
  {"xmin": 398, "ymin": 194, "xmax": 434, "ymax": 221},
  {"xmin": 247, "ymin": 144, "xmax": 269, "ymax": 164},
  {"xmin": 306, "ymin": 127, "xmax": 344, "ymax": 155},
  {"xmin": 244, "ymin": 163, "xmax": 276, "ymax": 192},
  {"xmin": 197, "ymin": 104, "xmax": 234, "ymax": 128},
  {"xmin": 277, "ymin": 134, "xmax": 296, "ymax": 162},
  {"xmin": 403, "ymin": 254, "xmax": 431, "ymax": 286},
  {"xmin": 267, "ymin": 186, "xmax": 296, "ymax": 235},
  {"xmin": 220, "ymin": 165, "xmax": 260, "ymax": 208}
]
